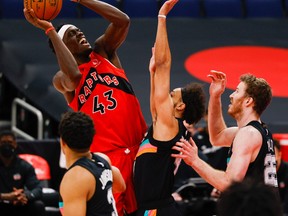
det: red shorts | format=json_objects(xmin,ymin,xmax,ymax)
[{"xmin": 107, "ymin": 145, "xmax": 139, "ymax": 216}]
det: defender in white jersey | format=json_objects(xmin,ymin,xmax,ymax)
[{"xmin": 172, "ymin": 71, "xmax": 278, "ymax": 192}]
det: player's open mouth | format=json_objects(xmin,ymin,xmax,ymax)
[{"xmin": 79, "ymin": 38, "xmax": 87, "ymax": 45}]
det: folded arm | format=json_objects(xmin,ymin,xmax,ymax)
[{"xmin": 23, "ymin": 8, "xmax": 81, "ymax": 102}]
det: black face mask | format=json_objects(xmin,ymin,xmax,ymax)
[{"xmin": 0, "ymin": 142, "xmax": 16, "ymax": 159}]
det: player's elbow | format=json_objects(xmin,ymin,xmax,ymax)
[
  {"xmin": 116, "ymin": 14, "xmax": 130, "ymax": 29},
  {"xmin": 112, "ymin": 166, "xmax": 126, "ymax": 193},
  {"xmin": 119, "ymin": 181, "xmax": 126, "ymax": 193},
  {"xmin": 209, "ymin": 137, "xmax": 218, "ymax": 146},
  {"xmin": 113, "ymin": 180, "xmax": 126, "ymax": 194},
  {"xmin": 209, "ymin": 137, "xmax": 223, "ymax": 147},
  {"xmin": 155, "ymin": 58, "xmax": 171, "ymax": 70},
  {"xmin": 123, "ymin": 14, "xmax": 130, "ymax": 27}
]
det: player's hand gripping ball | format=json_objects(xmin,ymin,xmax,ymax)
[{"xmin": 24, "ymin": 0, "xmax": 62, "ymax": 21}]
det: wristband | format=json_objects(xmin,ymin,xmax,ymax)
[
  {"xmin": 158, "ymin": 15, "xmax": 166, "ymax": 19},
  {"xmin": 45, "ymin": 27, "xmax": 55, "ymax": 35}
]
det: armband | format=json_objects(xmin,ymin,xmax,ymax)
[
  {"xmin": 45, "ymin": 27, "xmax": 55, "ymax": 35},
  {"xmin": 158, "ymin": 15, "xmax": 166, "ymax": 19}
]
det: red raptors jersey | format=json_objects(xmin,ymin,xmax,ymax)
[{"xmin": 69, "ymin": 52, "xmax": 147, "ymax": 153}]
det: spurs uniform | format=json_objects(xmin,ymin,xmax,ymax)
[
  {"xmin": 134, "ymin": 119, "xmax": 187, "ymax": 216},
  {"xmin": 69, "ymin": 52, "xmax": 147, "ymax": 214},
  {"xmin": 227, "ymin": 121, "xmax": 278, "ymax": 187},
  {"xmin": 59, "ymin": 154, "xmax": 117, "ymax": 216}
]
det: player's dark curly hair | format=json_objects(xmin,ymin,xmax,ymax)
[
  {"xmin": 48, "ymin": 24, "xmax": 65, "ymax": 54},
  {"xmin": 181, "ymin": 82, "xmax": 206, "ymax": 124},
  {"xmin": 58, "ymin": 111, "xmax": 95, "ymax": 152}
]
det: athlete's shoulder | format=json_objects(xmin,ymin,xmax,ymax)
[
  {"xmin": 62, "ymin": 165, "xmax": 94, "ymax": 190},
  {"xmin": 93, "ymin": 152, "xmax": 111, "ymax": 166},
  {"xmin": 238, "ymin": 125, "xmax": 262, "ymax": 139}
]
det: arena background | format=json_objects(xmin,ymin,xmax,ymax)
[
  {"xmin": 0, "ymin": 0, "xmax": 288, "ymax": 190},
  {"xmin": 1, "ymin": 18, "xmax": 288, "ymax": 135}
]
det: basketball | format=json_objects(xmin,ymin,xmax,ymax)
[{"xmin": 24, "ymin": 0, "xmax": 62, "ymax": 21}]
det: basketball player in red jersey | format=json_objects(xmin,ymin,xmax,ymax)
[{"xmin": 23, "ymin": 1, "xmax": 147, "ymax": 215}]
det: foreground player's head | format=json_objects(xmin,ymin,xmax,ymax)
[{"xmin": 59, "ymin": 111, "xmax": 95, "ymax": 153}]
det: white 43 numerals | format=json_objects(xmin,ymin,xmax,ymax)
[{"xmin": 93, "ymin": 90, "xmax": 117, "ymax": 114}]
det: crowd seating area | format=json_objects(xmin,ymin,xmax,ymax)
[{"xmin": 0, "ymin": 0, "xmax": 287, "ymax": 19}]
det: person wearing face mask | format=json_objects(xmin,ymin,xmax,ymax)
[{"xmin": 0, "ymin": 130, "xmax": 45, "ymax": 216}]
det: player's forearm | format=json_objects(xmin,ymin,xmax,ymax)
[
  {"xmin": 190, "ymin": 158, "xmax": 230, "ymax": 192},
  {"xmin": 154, "ymin": 17, "xmax": 171, "ymax": 68},
  {"xmin": 48, "ymin": 33, "xmax": 81, "ymax": 81},
  {"xmin": 153, "ymin": 15, "xmax": 171, "ymax": 109},
  {"xmin": 208, "ymin": 95, "xmax": 227, "ymax": 146}
]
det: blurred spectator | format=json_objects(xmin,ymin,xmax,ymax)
[
  {"xmin": 192, "ymin": 109, "xmax": 229, "ymax": 171},
  {"xmin": 217, "ymin": 178, "xmax": 282, "ymax": 216},
  {"xmin": 274, "ymin": 138, "xmax": 288, "ymax": 215},
  {"xmin": 0, "ymin": 130, "xmax": 45, "ymax": 216}
]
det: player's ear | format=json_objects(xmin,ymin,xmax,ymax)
[
  {"xmin": 177, "ymin": 102, "xmax": 185, "ymax": 111},
  {"xmin": 246, "ymin": 96, "xmax": 253, "ymax": 105},
  {"xmin": 59, "ymin": 137, "xmax": 66, "ymax": 149}
]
